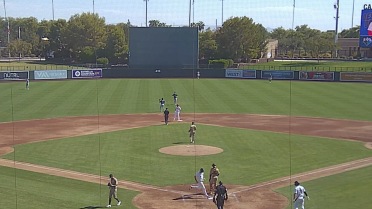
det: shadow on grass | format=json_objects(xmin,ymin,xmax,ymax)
[
  {"xmin": 173, "ymin": 141, "xmax": 187, "ymax": 144},
  {"xmin": 80, "ymin": 206, "xmax": 106, "ymax": 209}
]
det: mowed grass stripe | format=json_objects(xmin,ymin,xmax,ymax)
[{"xmin": 0, "ymin": 79, "xmax": 372, "ymax": 121}]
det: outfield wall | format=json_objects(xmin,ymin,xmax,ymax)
[{"xmin": 2, "ymin": 69, "xmax": 372, "ymax": 83}]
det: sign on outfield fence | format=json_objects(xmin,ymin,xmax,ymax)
[
  {"xmin": 299, "ymin": 72, "xmax": 334, "ymax": 81},
  {"xmin": 72, "ymin": 69, "xmax": 102, "ymax": 78},
  {"xmin": 35, "ymin": 70, "xmax": 67, "ymax": 80},
  {"xmin": 0, "ymin": 71, "xmax": 29, "ymax": 80},
  {"xmin": 340, "ymin": 72, "xmax": 372, "ymax": 82},
  {"xmin": 225, "ymin": 69, "xmax": 242, "ymax": 78}
]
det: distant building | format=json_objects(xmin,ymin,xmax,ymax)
[
  {"xmin": 263, "ymin": 39, "xmax": 278, "ymax": 58},
  {"xmin": 337, "ymin": 38, "xmax": 372, "ymax": 58}
]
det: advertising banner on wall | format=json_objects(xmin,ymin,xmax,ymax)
[
  {"xmin": 359, "ymin": 9, "xmax": 372, "ymax": 47},
  {"xmin": 0, "ymin": 71, "xmax": 29, "ymax": 80},
  {"xmin": 242, "ymin": 70, "xmax": 256, "ymax": 78},
  {"xmin": 72, "ymin": 69, "xmax": 102, "ymax": 78},
  {"xmin": 299, "ymin": 72, "xmax": 334, "ymax": 81},
  {"xmin": 340, "ymin": 72, "xmax": 372, "ymax": 82},
  {"xmin": 261, "ymin": 71, "xmax": 294, "ymax": 79},
  {"xmin": 34, "ymin": 70, "xmax": 67, "ymax": 80},
  {"xmin": 225, "ymin": 69, "xmax": 242, "ymax": 78}
]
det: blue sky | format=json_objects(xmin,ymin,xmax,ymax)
[{"xmin": 1, "ymin": 0, "xmax": 364, "ymax": 31}]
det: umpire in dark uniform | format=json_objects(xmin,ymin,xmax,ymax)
[
  {"xmin": 164, "ymin": 108, "xmax": 170, "ymax": 125},
  {"xmin": 213, "ymin": 181, "xmax": 228, "ymax": 209}
]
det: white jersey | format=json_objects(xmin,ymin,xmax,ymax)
[
  {"xmin": 195, "ymin": 171, "xmax": 204, "ymax": 182},
  {"xmin": 294, "ymin": 185, "xmax": 306, "ymax": 199},
  {"xmin": 175, "ymin": 106, "xmax": 181, "ymax": 113}
]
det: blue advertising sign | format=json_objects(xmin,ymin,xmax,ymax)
[
  {"xmin": 359, "ymin": 9, "xmax": 372, "ymax": 48},
  {"xmin": 261, "ymin": 71, "xmax": 294, "ymax": 79},
  {"xmin": 242, "ymin": 70, "xmax": 256, "ymax": 78},
  {"xmin": 225, "ymin": 69, "xmax": 242, "ymax": 78},
  {"xmin": 72, "ymin": 69, "xmax": 102, "ymax": 78},
  {"xmin": 0, "ymin": 71, "xmax": 29, "ymax": 80}
]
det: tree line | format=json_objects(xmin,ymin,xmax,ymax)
[{"xmin": 0, "ymin": 12, "xmax": 359, "ymax": 64}]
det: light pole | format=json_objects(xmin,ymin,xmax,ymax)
[
  {"xmin": 188, "ymin": 0, "xmax": 191, "ymax": 26},
  {"xmin": 292, "ymin": 0, "xmax": 295, "ymax": 29},
  {"xmin": 220, "ymin": 0, "xmax": 224, "ymax": 26},
  {"xmin": 334, "ymin": 0, "xmax": 340, "ymax": 58},
  {"xmin": 144, "ymin": 0, "xmax": 149, "ymax": 27},
  {"xmin": 352, "ymin": 0, "xmax": 355, "ymax": 28},
  {"xmin": 93, "ymin": 0, "xmax": 95, "ymax": 13},
  {"xmin": 192, "ymin": 0, "xmax": 195, "ymax": 24},
  {"xmin": 3, "ymin": 0, "xmax": 10, "ymax": 58},
  {"xmin": 52, "ymin": 0, "xmax": 55, "ymax": 20}
]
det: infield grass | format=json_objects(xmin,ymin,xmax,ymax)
[{"xmin": 3, "ymin": 124, "xmax": 371, "ymax": 186}]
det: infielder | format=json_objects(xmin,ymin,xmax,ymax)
[
  {"xmin": 293, "ymin": 181, "xmax": 309, "ymax": 209},
  {"xmin": 190, "ymin": 168, "xmax": 212, "ymax": 199},
  {"xmin": 159, "ymin": 98, "xmax": 165, "ymax": 112},
  {"xmin": 174, "ymin": 104, "xmax": 181, "ymax": 121},
  {"xmin": 209, "ymin": 163, "xmax": 220, "ymax": 194},
  {"xmin": 107, "ymin": 174, "xmax": 121, "ymax": 208},
  {"xmin": 213, "ymin": 181, "xmax": 228, "ymax": 209},
  {"xmin": 188, "ymin": 122, "xmax": 197, "ymax": 143},
  {"xmin": 172, "ymin": 92, "xmax": 178, "ymax": 104}
]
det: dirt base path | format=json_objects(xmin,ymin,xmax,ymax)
[{"xmin": 0, "ymin": 113, "xmax": 371, "ymax": 209}]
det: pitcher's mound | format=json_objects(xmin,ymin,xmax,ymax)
[{"xmin": 159, "ymin": 145, "xmax": 223, "ymax": 156}]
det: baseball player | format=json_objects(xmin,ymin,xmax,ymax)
[
  {"xmin": 26, "ymin": 79, "xmax": 30, "ymax": 90},
  {"xmin": 213, "ymin": 181, "xmax": 228, "ymax": 209},
  {"xmin": 293, "ymin": 181, "xmax": 309, "ymax": 209},
  {"xmin": 159, "ymin": 98, "xmax": 165, "ymax": 112},
  {"xmin": 190, "ymin": 168, "xmax": 212, "ymax": 199},
  {"xmin": 209, "ymin": 163, "xmax": 220, "ymax": 194},
  {"xmin": 107, "ymin": 174, "xmax": 121, "ymax": 208},
  {"xmin": 269, "ymin": 73, "xmax": 272, "ymax": 83},
  {"xmin": 163, "ymin": 108, "xmax": 170, "ymax": 125},
  {"xmin": 188, "ymin": 122, "xmax": 197, "ymax": 143},
  {"xmin": 174, "ymin": 104, "xmax": 181, "ymax": 121},
  {"xmin": 197, "ymin": 71, "xmax": 200, "ymax": 79},
  {"xmin": 172, "ymin": 92, "xmax": 178, "ymax": 105}
]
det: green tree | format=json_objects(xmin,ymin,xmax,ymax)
[
  {"xmin": 100, "ymin": 24, "xmax": 127, "ymax": 64},
  {"xmin": 63, "ymin": 12, "xmax": 107, "ymax": 61},
  {"xmin": 9, "ymin": 39, "xmax": 32, "ymax": 57},
  {"xmin": 191, "ymin": 21, "xmax": 205, "ymax": 31},
  {"xmin": 340, "ymin": 26, "xmax": 360, "ymax": 38},
  {"xmin": 199, "ymin": 28, "xmax": 217, "ymax": 60},
  {"xmin": 216, "ymin": 16, "xmax": 268, "ymax": 61},
  {"xmin": 148, "ymin": 20, "xmax": 169, "ymax": 27}
]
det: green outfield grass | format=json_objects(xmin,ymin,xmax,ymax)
[
  {"xmin": 1, "ymin": 79, "xmax": 371, "ymax": 122},
  {"xmin": 2, "ymin": 124, "xmax": 371, "ymax": 186},
  {"xmin": 0, "ymin": 166, "xmax": 138, "ymax": 209},
  {"xmin": 244, "ymin": 60, "xmax": 372, "ymax": 71},
  {"xmin": 276, "ymin": 166, "xmax": 372, "ymax": 209}
]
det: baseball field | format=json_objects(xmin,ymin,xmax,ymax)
[{"xmin": 0, "ymin": 78, "xmax": 371, "ymax": 209}]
